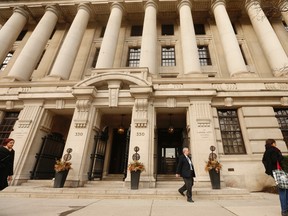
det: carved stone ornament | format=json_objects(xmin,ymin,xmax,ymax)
[
  {"xmin": 224, "ymin": 97, "xmax": 233, "ymax": 107},
  {"xmin": 281, "ymin": 97, "xmax": 288, "ymax": 106},
  {"xmin": 134, "ymin": 98, "xmax": 148, "ymax": 128},
  {"xmin": 74, "ymin": 99, "xmax": 91, "ymax": 128}
]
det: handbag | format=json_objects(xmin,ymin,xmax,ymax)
[{"xmin": 272, "ymin": 161, "xmax": 288, "ymax": 189}]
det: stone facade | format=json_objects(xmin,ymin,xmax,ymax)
[{"xmin": 0, "ymin": 0, "xmax": 288, "ymax": 191}]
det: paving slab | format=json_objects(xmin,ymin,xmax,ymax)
[{"xmin": 0, "ymin": 192, "xmax": 282, "ymax": 216}]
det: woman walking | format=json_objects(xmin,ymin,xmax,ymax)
[
  {"xmin": 0, "ymin": 138, "xmax": 15, "ymax": 191},
  {"xmin": 262, "ymin": 139, "xmax": 288, "ymax": 216}
]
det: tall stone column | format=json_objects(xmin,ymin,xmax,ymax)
[
  {"xmin": 7, "ymin": 5, "xmax": 59, "ymax": 81},
  {"xmin": 246, "ymin": 0, "xmax": 288, "ymax": 77},
  {"xmin": 279, "ymin": 0, "xmax": 288, "ymax": 25},
  {"xmin": 95, "ymin": 3, "xmax": 123, "ymax": 69},
  {"xmin": 49, "ymin": 4, "xmax": 91, "ymax": 80},
  {"xmin": 139, "ymin": 0, "xmax": 158, "ymax": 75},
  {"xmin": 0, "ymin": 7, "xmax": 29, "ymax": 65},
  {"xmin": 177, "ymin": 0, "xmax": 201, "ymax": 75},
  {"xmin": 212, "ymin": 0, "xmax": 249, "ymax": 77}
]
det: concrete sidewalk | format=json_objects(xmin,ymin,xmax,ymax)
[{"xmin": 0, "ymin": 192, "xmax": 281, "ymax": 216}]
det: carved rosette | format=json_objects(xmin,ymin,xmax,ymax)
[
  {"xmin": 134, "ymin": 98, "xmax": 148, "ymax": 128},
  {"xmin": 75, "ymin": 99, "xmax": 91, "ymax": 128}
]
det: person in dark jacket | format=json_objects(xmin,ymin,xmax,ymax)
[
  {"xmin": 0, "ymin": 138, "xmax": 15, "ymax": 191},
  {"xmin": 262, "ymin": 139, "xmax": 287, "ymax": 216},
  {"xmin": 176, "ymin": 147, "xmax": 196, "ymax": 202}
]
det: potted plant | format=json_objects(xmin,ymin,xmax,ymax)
[
  {"xmin": 205, "ymin": 159, "xmax": 222, "ymax": 189},
  {"xmin": 53, "ymin": 148, "xmax": 72, "ymax": 188},
  {"xmin": 128, "ymin": 160, "xmax": 145, "ymax": 189}
]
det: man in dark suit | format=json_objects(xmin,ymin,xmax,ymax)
[{"xmin": 176, "ymin": 147, "xmax": 196, "ymax": 202}]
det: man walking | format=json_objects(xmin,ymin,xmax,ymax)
[{"xmin": 176, "ymin": 147, "xmax": 196, "ymax": 202}]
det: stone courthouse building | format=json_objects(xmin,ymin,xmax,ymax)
[{"xmin": 0, "ymin": 0, "xmax": 288, "ymax": 191}]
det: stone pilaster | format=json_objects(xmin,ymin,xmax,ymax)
[
  {"xmin": 139, "ymin": 0, "xmax": 158, "ymax": 75},
  {"xmin": 187, "ymin": 99, "xmax": 217, "ymax": 182},
  {"xmin": 7, "ymin": 5, "xmax": 59, "ymax": 81},
  {"xmin": 49, "ymin": 3, "xmax": 91, "ymax": 80},
  {"xmin": 0, "ymin": 7, "xmax": 29, "ymax": 64},
  {"xmin": 126, "ymin": 86, "xmax": 154, "ymax": 187},
  {"xmin": 64, "ymin": 86, "xmax": 97, "ymax": 187},
  {"xmin": 211, "ymin": 0, "xmax": 250, "ymax": 77},
  {"xmin": 245, "ymin": 0, "xmax": 288, "ymax": 77},
  {"xmin": 95, "ymin": 3, "xmax": 124, "ymax": 69},
  {"xmin": 178, "ymin": 0, "xmax": 201, "ymax": 75}
]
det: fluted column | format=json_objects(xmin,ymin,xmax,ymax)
[
  {"xmin": 0, "ymin": 7, "xmax": 29, "ymax": 65},
  {"xmin": 7, "ymin": 5, "xmax": 59, "ymax": 81},
  {"xmin": 95, "ymin": 3, "xmax": 123, "ymax": 69},
  {"xmin": 49, "ymin": 4, "xmax": 91, "ymax": 80},
  {"xmin": 212, "ymin": 0, "xmax": 248, "ymax": 77},
  {"xmin": 246, "ymin": 0, "xmax": 288, "ymax": 77},
  {"xmin": 139, "ymin": 0, "xmax": 158, "ymax": 75},
  {"xmin": 279, "ymin": 0, "xmax": 288, "ymax": 25}
]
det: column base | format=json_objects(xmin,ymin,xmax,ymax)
[
  {"xmin": 41, "ymin": 75, "xmax": 63, "ymax": 81},
  {"xmin": 231, "ymin": 71, "xmax": 258, "ymax": 78},
  {"xmin": 0, "ymin": 76, "xmax": 18, "ymax": 82},
  {"xmin": 273, "ymin": 67, "xmax": 288, "ymax": 77},
  {"xmin": 179, "ymin": 73, "xmax": 208, "ymax": 78}
]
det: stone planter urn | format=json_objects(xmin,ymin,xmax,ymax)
[
  {"xmin": 54, "ymin": 169, "xmax": 69, "ymax": 188},
  {"xmin": 130, "ymin": 170, "xmax": 141, "ymax": 190},
  {"xmin": 209, "ymin": 168, "xmax": 221, "ymax": 189}
]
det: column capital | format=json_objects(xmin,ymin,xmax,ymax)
[
  {"xmin": 279, "ymin": 0, "xmax": 288, "ymax": 12},
  {"xmin": 78, "ymin": 3, "xmax": 92, "ymax": 15},
  {"xmin": 211, "ymin": 0, "xmax": 226, "ymax": 11},
  {"xmin": 110, "ymin": 2, "xmax": 125, "ymax": 13},
  {"xmin": 177, "ymin": 0, "xmax": 192, "ymax": 11},
  {"xmin": 13, "ymin": 6, "xmax": 29, "ymax": 20},
  {"xmin": 45, "ymin": 5, "xmax": 60, "ymax": 18},
  {"xmin": 245, "ymin": 0, "xmax": 261, "ymax": 11},
  {"xmin": 144, "ymin": 0, "xmax": 158, "ymax": 11}
]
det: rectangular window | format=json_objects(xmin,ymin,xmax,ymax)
[
  {"xmin": 161, "ymin": 24, "xmax": 174, "ymax": 36},
  {"xmin": 127, "ymin": 47, "xmax": 141, "ymax": 67},
  {"xmin": 0, "ymin": 112, "xmax": 19, "ymax": 145},
  {"xmin": 0, "ymin": 51, "xmax": 14, "ymax": 71},
  {"xmin": 16, "ymin": 30, "xmax": 27, "ymax": 41},
  {"xmin": 198, "ymin": 46, "xmax": 212, "ymax": 66},
  {"xmin": 194, "ymin": 24, "xmax": 205, "ymax": 35},
  {"xmin": 239, "ymin": 45, "xmax": 248, "ymax": 65},
  {"xmin": 274, "ymin": 109, "xmax": 288, "ymax": 148},
  {"xmin": 217, "ymin": 109, "xmax": 246, "ymax": 154},
  {"xmin": 92, "ymin": 48, "xmax": 100, "ymax": 68},
  {"xmin": 283, "ymin": 21, "xmax": 288, "ymax": 32},
  {"xmin": 131, "ymin": 25, "xmax": 143, "ymax": 36},
  {"xmin": 161, "ymin": 46, "xmax": 176, "ymax": 66}
]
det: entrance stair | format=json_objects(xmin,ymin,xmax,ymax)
[{"xmin": 0, "ymin": 177, "xmax": 256, "ymax": 200}]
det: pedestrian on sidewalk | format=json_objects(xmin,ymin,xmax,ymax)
[
  {"xmin": 262, "ymin": 138, "xmax": 288, "ymax": 216},
  {"xmin": 0, "ymin": 138, "xmax": 15, "ymax": 191},
  {"xmin": 176, "ymin": 147, "xmax": 196, "ymax": 203}
]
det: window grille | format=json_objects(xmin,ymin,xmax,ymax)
[
  {"xmin": 0, "ymin": 112, "xmax": 19, "ymax": 145},
  {"xmin": 198, "ymin": 46, "xmax": 212, "ymax": 66},
  {"xmin": 0, "ymin": 52, "xmax": 13, "ymax": 71},
  {"xmin": 217, "ymin": 109, "xmax": 246, "ymax": 154},
  {"xmin": 274, "ymin": 108, "xmax": 288, "ymax": 148},
  {"xmin": 127, "ymin": 47, "xmax": 141, "ymax": 67},
  {"xmin": 161, "ymin": 46, "xmax": 176, "ymax": 66}
]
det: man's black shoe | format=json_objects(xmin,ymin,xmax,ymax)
[
  {"xmin": 178, "ymin": 189, "xmax": 185, "ymax": 196},
  {"xmin": 187, "ymin": 199, "xmax": 194, "ymax": 203}
]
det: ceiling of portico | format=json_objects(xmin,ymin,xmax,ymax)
[{"xmin": 0, "ymin": 0, "xmax": 283, "ymax": 25}]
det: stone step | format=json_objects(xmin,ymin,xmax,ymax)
[
  {"xmin": 84, "ymin": 180, "xmax": 125, "ymax": 188},
  {"xmin": 0, "ymin": 185, "xmax": 253, "ymax": 200}
]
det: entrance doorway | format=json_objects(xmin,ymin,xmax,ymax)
[
  {"xmin": 156, "ymin": 111, "xmax": 187, "ymax": 176},
  {"xmin": 157, "ymin": 129, "xmax": 182, "ymax": 174}
]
